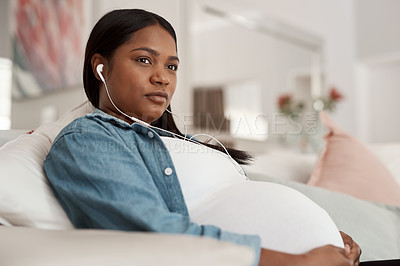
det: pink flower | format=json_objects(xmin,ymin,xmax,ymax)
[
  {"xmin": 329, "ymin": 87, "xmax": 344, "ymax": 101},
  {"xmin": 278, "ymin": 94, "xmax": 292, "ymax": 108}
]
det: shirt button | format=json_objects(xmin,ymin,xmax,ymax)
[
  {"xmin": 164, "ymin": 167, "xmax": 173, "ymax": 176},
  {"xmin": 148, "ymin": 131, "xmax": 154, "ymax": 138}
]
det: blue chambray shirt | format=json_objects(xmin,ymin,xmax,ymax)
[{"xmin": 44, "ymin": 109, "xmax": 261, "ymax": 264}]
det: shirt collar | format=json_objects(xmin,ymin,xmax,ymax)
[
  {"xmin": 87, "ymin": 108, "xmax": 175, "ymax": 137},
  {"xmin": 88, "ymin": 108, "xmax": 133, "ymax": 128}
]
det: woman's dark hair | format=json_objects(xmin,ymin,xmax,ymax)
[
  {"xmin": 83, "ymin": 9, "xmax": 252, "ymax": 165},
  {"xmin": 83, "ymin": 9, "xmax": 177, "ymax": 106}
]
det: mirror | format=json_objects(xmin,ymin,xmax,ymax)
[{"xmin": 189, "ymin": 0, "xmax": 324, "ymax": 145}]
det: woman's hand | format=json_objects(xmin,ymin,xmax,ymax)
[
  {"xmin": 340, "ymin": 231, "xmax": 362, "ymax": 265},
  {"xmin": 258, "ymin": 238, "xmax": 361, "ymax": 266},
  {"xmin": 302, "ymin": 245, "xmax": 356, "ymax": 266}
]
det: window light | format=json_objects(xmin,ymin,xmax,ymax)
[{"xmin": 0, "ymin": 57, "xmax": 12, "ymax": 130}]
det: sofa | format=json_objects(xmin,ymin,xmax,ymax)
[
  {"xmin": 0, "ymin": 226, "xmax": 254, "ymax": 266},
  {"xmin": 1, "ymin": 101, "xmax": 400, "ymax": 265}
]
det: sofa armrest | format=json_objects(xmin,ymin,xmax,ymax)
[
  {"xmin": 0, "ymin": 226, "xmax": 255, "ymax": 266},
  {"xmin": 0, "ymin": 130, "xmax": 27, "ymax": 148}
]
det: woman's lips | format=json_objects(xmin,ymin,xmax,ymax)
[{"xmin": 145, "ymin": 91, "xmax": 168, "ymax": 104}]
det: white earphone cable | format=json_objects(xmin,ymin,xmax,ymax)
[
  {"xmin": 101, "ymin": 68, "xmax": 150, "ymax": 127},
  {"xmin": 189, "ymin": 133, "xmax": 245, "ymax": 176},
  {"xmin": 98, "ymin": 65, "xmax": 244, "ymax": 175},
  {"xmin": 165, "ymin": 108, "xmax": 187, "ymax": 141}
]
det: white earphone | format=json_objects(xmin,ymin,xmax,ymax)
[{"xmin": 96, "ymin": 64, "xmax": 106, "ymax": 83}]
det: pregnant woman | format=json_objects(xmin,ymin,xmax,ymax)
[{"xmin": 44, "ymin": 9, "xmax": 362, "ymax": 265}]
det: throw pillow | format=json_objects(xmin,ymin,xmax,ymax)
[
  {"xmin": 0, "ymin": 101, "xmax": 94, "ymax": 228},
  {"xmin": 308, "ymin": 112, "xmax": 400, "ymax": 207}
]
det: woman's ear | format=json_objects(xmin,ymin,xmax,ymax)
[{"xmin": 91, "ymin": 53, "xmax": 105, "ymax": 81}]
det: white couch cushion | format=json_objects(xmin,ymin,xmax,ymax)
[
  {"xmin": 243, "ymin": 149, "xmax": 317, "ymax": 184},
  {"xmin": 0, "ymin": 130, "xmax": 27, "ymax": 148},
  {"xmin": 0, "ymin": 226, "xmax": 255, "ymax": 266},
  {"xmin": 0, "ymin": 101, "xmax": 93, "ymax": 228},
  {"xmin": 368, "ymin": 142, "xmax": 400, "ymax": 186}
]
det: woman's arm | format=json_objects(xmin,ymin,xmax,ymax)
[
  {"xmin": 43, "ymin": 127, "xmax": 261, "ymax": 259},
  {"xmin": 259, "ymin": 244, "xmax": 359, "ymax": 266},
  {"xmin": 258, "ymin": 231, "xmax": 361, "ymax": 266}
]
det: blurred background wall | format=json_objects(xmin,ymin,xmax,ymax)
[{"xmin": 0, "ymin": 0, "xmax": 399, "ymax": 147}]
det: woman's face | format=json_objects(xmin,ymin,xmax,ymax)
[{"xmin": 97, "ymin": 24, "xmax": 179, "ymax": 124}]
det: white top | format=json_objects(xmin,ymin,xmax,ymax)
[
  {"xmin": 160, "ymin": 136, "xmax": 246, "ymax": 210},
  {"xmin": 161, "ymin": 136, "xmax": 344, "ymax": 254}
]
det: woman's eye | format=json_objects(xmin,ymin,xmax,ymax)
[
  {"xmin": 137, "ymin": 58, "xmax": 151, "ymax": 64},
  {"xmin": 167, "ymin": 64, "xmax": 178, "ymax": 71}
]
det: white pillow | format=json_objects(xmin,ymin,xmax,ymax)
[
  {"xmin": 243, "ymin": 150, "xmax": 317, "ymax": 184},
  {"xmin": 0, "ymin": 101, "xmax": 94, "ymax": 228},
  {"xmin": 0, "ymin": 130, "xmax": 27, "ymax": 147},
  {"xmin": 368, "ymin": 143, "xmax": 400, "ymax": 186}
]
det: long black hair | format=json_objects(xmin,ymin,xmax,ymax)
[{"xmin": 83, "ymin": 9, "xmax": 252, "ymax": 165}]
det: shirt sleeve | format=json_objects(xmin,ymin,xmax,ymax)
[{"xmin": 44, "ymin": 128, "xmax": 261, "ymax": 264}]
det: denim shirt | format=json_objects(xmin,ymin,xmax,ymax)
[{"xmin": 44, "ymin": 109, "xmax": 261, "ymax": 264}]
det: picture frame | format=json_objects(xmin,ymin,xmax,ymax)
[{"xmin": 10, "ymin": 0, "xmax": 92, "ymax": 100}]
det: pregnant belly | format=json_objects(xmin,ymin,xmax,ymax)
[{"xmin": 189, "ymin": 180, "xmax": 344, "ymax": 254}]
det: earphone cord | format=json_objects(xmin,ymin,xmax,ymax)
[
  {"xmin": 165, "ymin": 108, "xmax": 187, "ymax": 141},
  {"xmin": 189, "ymin": 133, "xmax": 245, "ymax": 176},
  {"xmin": 103, "ymin": 80, "xmax": 150, "ymax": 127},
  {"xmin": 102, "ymin": 77, "xmax": 244, "ymax": 175}
]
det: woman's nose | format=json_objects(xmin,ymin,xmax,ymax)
[{"xmin": 150, "ymin": 67, "xmax": 170, "ymax": 86}]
